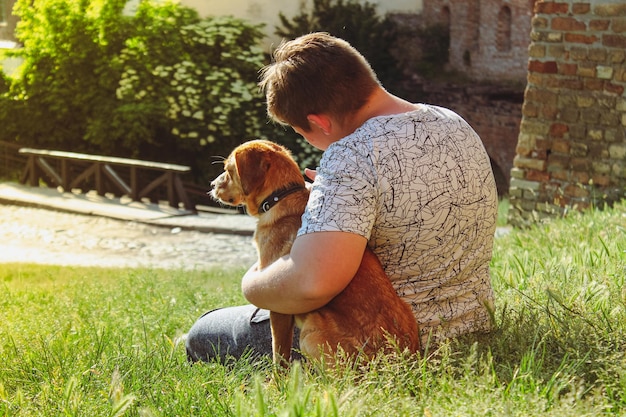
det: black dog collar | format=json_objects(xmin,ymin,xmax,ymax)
[{"xmin": 258, "ymin": 184, "xmax": 305, "ymax": 213}]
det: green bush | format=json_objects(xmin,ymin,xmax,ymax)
[
  {"xmin": 0, "ymin": 0, "xmax": 269, "ymax": 182},
  {"xmin": 112, "ymin": 8, "xmax": 268, "ymax": 179},
  {"xmin": 275, "ymin": 0, "xmax": 399, "ymax": 91}
]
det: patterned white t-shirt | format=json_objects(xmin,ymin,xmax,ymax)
[{"xmin": 298, "ymin": 104, "xmax": 498, "ymax": 344}]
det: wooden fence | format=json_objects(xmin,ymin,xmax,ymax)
[{"xmin": 19, "ymin": 148, "xmax": 195, "ymax": 211}]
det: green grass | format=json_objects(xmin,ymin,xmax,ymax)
[{"xmin": 1, "ymin": 201, "xmax": 626, "ymax": 416}]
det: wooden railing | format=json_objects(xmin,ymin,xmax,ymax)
[{"xmin": 19, "ymin": 148, "xmax": 194, "ymax": 211}]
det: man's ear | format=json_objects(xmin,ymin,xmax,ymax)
[
  {"xmin": 234, "ymin": 147, "xmax": 268, "ymax": 195},
  {"xmin": 307, "ymin": 114, "xmax": 332, "ymax": 136}
]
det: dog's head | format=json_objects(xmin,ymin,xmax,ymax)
[{"xmin": 210, "ymin": 140, "xmax": 305, "ymax": 215}]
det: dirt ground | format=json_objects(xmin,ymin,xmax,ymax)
[{"xmin": 0, "ymin": 204, "xmax": 258, "ymax": 270}]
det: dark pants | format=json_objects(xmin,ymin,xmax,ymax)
[{"xmin": 185, "ymin": 304, "xmax": 300, "ymax": 363}]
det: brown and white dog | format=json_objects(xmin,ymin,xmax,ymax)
[{"xmin": 210, "ymin": 139, "xmax": 420, "ymax": 365}]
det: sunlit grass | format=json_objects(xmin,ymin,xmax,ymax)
[{"xmin": 1, "ymin": 201, "xmax": 625, "ymax": 416}]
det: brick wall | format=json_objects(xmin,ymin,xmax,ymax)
[
  {"xmin": 509, "ymin": 0, "xmax": 626, "ymax": 226},
  {"xmin": 422, "ymin": 0, "xmax": 535, "ymax": 82}
]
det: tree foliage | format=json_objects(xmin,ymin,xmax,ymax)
[
  {"xmin": 275, "ymin": 0, "xmax": 399, "ymax": 92},
  {"xmin": 1, "ymin": 0, "xmax": 268, "ymax": 181}
]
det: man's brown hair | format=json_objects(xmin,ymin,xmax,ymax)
[{"xmin": 259, "ymin": 32, "xmax": 380, "ymax": 131}]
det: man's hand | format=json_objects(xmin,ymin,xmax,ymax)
[{"xmin": 304, "ymin": 168, "xmax": 317, "ymax": 182}]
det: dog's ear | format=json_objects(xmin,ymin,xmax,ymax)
[{"xmin": 234, "ymin": 146, "xmax": 270, "ymax": 195}]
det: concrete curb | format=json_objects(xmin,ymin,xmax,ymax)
[{"xmin": 0, "ymin": 182, "xmax": 256, "ymax": 236}]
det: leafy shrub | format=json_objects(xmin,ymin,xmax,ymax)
[
  {"xmin": 275, "ymin": 0, "xmax": 399, "ymax": 91},
  {"xmin": 5, "ymin": 0, "xmax": 131, "ymax": 151},
  {"xmin": 112, "ymin": 8, "xmax": 268, "ymax": 179},
  {"xmin": 1, "ymin": 0, "xmax": 268, "ymax": 182}
]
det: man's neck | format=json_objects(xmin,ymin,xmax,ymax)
[{"xmin": 342, "ymin": 88, "xmax": 420, "ymax": 136}]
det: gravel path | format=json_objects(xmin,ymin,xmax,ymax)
[{"xmin": 0, "ymin": 204, "xmax": 258, "ymax": 270}]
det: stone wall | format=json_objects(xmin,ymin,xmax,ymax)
[
  {"xmin": 509, "ymin": 0, "xmax": 626, "ymax": 226},
  {"xmin": 422, "ymin": 0, "xmax": 536, "ymax": 83}
]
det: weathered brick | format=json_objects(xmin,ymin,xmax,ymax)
[
  {"xmin": 550, "ymin": 169, "xmax": 570, "ymax": 181},
  {"xmin": 527, "ymin": 72, "xmax": 545, "ymax": 86},
  {"xmin": 616, "ymin": 98, "xmax": 626, "ymax": 111},
  {"xmin": 530, "ymin": 30, "xmax": 543, "ymax": 42},
  {"xmin": 529, "ymin": 60, "xmax": 559, "ymax": 74},
  {"xmin": 549, "ymin": 76, "xmax": 584, "ymax": 90},
  {"xmin": 605, "ymin": 82, "xmax": 625, "ymax": 95},
  {"xmin": 547, "ymin": 32, "xmax": 564, "ymax": 42},
  {"xmin": 610, "ymin": 49, "xmax": 626, "ymax": 63},
  {"xmin": 509, "ymin": 177, "xmax": 541, "ymax": 191},
  {"xmin": 542, "ymin": 105, "xmax": 560, "ymax": 120},
  {"xmin": 597, "ymin": 96, "xmax": 616, "ymax": 109},
  {"xmin": 588, "ymin": 48, "xmax": 607, "ymax": 62},
  {"xmin": 584, "ymin": 78, "xmax": 605, "ymax": 90},
  {"xmin": 552, "ymin": 17, "xmax": 587, "ymax": 31},
  {"xmin": 576, "ymin": 95, "xmax": 595, "ymax": 108},
  {"xmin": 548, "ymin": 153, "xmax": 570, "ymax": 170},
  {"xmin": 550, "ymin": 122, "xmax": 569, "ymax": 137},
  {"xmin": 515, "ymin": 133, "xmax": 534, "ymax": 156},
  {"xmin": 594, "ymin": 4, "xmax": 626, "ymax": 17},
  {"xmin": 577, "ymin": 63, "xmax": 596, "ymax": 77},
  {"xmin": 559, "ymin": 107, "xmax": 579, "ymax": 123},
  {"xmin": 612, "ymin": 18, "xmax": 626, "ymax": 33},
  {"xmin": 590, "ymin": 19, "xmax": 611, "ymax": 31},
  {"xmin": 571, "ymin": 142, "xmax": 589, "ymax": 156},
  {"xmin": 605, "ymin": 128, "xmax": 624, "ymax": 142},
  {"xmin": 526, "ymin": 169, "xmax": 551, "ymax": 182},
  {"xmin": 558, "ymin": 94, "xmax": 577, "ymax": 108},
  {"xmin": 526, "ymin": 87, "xmax": 559, "ymax": 105},
  {"xmin": 559, "ymin": 62, "xmax": 578, "ymax": 75},
  {"xmin": 597, "ymin": 66, "xmax": 614, "ymax": 79},
  {"xmin": 611, "ymin": 162, "xmax": 626, "ymax": 179},
  {"xmin": 565, "ymin": 33, "xmax": 598, "ymax": 45},
  {"xmin": 591, "ymin": 161, "xmax": 611, "ymax": 174},
  {"xmin": 591, "ymin": 174, "xmax": 611, "ymax": 186},
  {"xmin": 514, "ymin": 156, "xmax": 547, "ymax": 171},
  {"xmin": 609, "ymin": 143, "xmax": 626, "ymax": 159},
  {"xmin": 581, "ymin": 108, "xmax": 601, "ymax": 123},
  {"xmin": 600, "ymin": 110, "xmax": 620, "ymax": 126},
  {"xmin": 570, "ymin": 46, "xmax": 588, "ymax": 60},
  {"xmin": 603, "ymin": 34, "xmax": 626, "ymax": 49},
  {"xmin": 522, "ymin": 101, "xmax": 539, "ymax": 117},
  {"xmin": 569, "ymin": 125, "xmax": 587, "ymax": 140},
  {"xmin": 510, "ymin": 167, "xmax": 525, "ymax": 179},
  {"xmin": 536, "ymin": 138, "xmax": 552, "ymax": 152},
  {"xmin": 564, "ymin": 184, "xmax": 590, "ymax": 199},
  {"xmin": 589, "ymin": 143, "xmax": 609, "ymax": 159},
  {"xmin": 521, "ymin": 120, "xmax": 549, "ymax": 136},
  {"xmin": 572, "ymin": 157, "xmax": 591, "ymax": 171},
  {"xmin": 552, "ymin": 139, "xmax": 570, "ymax": 153},
  {"xmin": 536, "ymin": 2, "xmax": 570, "ymax": 15},
  {"xmin": 571, "ymin": 171, "xmax": 590, "ymax": 184},
  {"xmin": 588, "ymin": 129, "xmax": 604, "ymax": 140},
  {"xmin": 572, "ymin": 3, "xmax": 591, "ymax": 15},
  {"xmin": 532, "ymin": 16, "xmax": 549, "ymax": 29},
  {"xmin": 529, "ymin": 44, "xmax": 546, "ymax": 58},
  {"xmin": 548, "ymin": 44, "xmax": 567, "ymax": 59}
]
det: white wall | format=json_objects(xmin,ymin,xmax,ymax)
[{"xmin": 180, "ymin": 0, "xmax": 423, "ymax": 52}]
